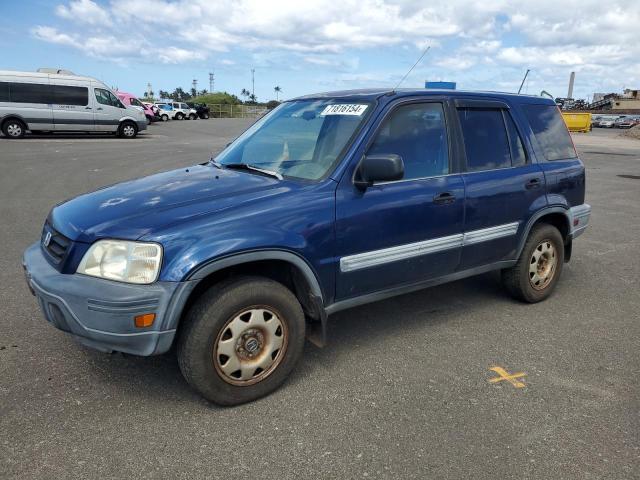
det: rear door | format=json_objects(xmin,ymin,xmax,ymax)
[
  {"xmin": 93, "ymin": 86, "xmax": 126, "ymax": 132},
  {"xmin": 455, "ymin": 100, "xmax": 547, "ymax": 269},
  {"xmin": 521, "ymin": 103, "xmax": 584, "ymax": 208},
  {"xmin": 51, "ymin": 80, "xmax": 93, "ymax": 131}
]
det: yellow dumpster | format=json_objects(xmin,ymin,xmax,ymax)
[{"xmin": 562, "ymin": 112, "xmax": 592, "ymax": 133}]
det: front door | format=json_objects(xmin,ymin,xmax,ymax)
[
  {"xmin": 335, "ymin": 101, "xmax": 465, "ymax": 300},
  {"xmin": 93, "ymin": 87, "xmax": 126, "ymax": 132}
]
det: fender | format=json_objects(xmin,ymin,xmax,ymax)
[
  {"xmin": 184, "ymin": 249, "xmax": 329, "ymax": 345},
  {"xmin": 514, "ymin": 205, "xmax": 570, "ymax": 260},
  {"xmin": 0, "ymin": 113, "xmax": 29, "ymax": 127}
]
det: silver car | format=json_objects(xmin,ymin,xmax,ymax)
[{"xmin": 0, "ymin": 69, "xmax": 147, "ymax": 138}]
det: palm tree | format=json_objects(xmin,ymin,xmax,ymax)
[
  {"xmin": 240, "ymin": 88, "xmax": 250, "ymax": 101},
  {"xmin": 249, "ymin": 93, "xmax": 257, "ymax": 104},
  {"xmin": 274, "ymin": 85, "xmax": 281, "ymax": 101}
]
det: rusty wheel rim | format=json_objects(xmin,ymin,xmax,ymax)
[
  {"xmin": 213, "ymin": 306, "xmax": 288, "ymax": 386},
  {"xmin": 529, "ymin": 239, "xmax": 557, "ymax": 290}
]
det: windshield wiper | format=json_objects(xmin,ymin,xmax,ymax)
[{"xmin": 222, "ymin": 163, "xmax": 283, "ymax": 180}]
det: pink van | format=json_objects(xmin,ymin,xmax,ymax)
[{"xmin": 116, "ymin": 91, "xmax": 157, "ymax": 122}]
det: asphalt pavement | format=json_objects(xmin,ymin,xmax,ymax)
[{"xmin": 1, "ymin": 120, "xmax": 639, "ymax": 479}]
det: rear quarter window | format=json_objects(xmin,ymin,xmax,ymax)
[{"xmin": 523, "ymin": 104, "xmax": 576, "ymax": 161}]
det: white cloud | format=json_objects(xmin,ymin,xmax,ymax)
[{"xmin": 56, "ymin": 0, "xmax": 111, "ymax": 26}]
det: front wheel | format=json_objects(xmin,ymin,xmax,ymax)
[
  {"xmin": 177, "ymin": 277, "xmax": 305, "ymax": 406},
  {"xmin": 502, "ymin": 223, "xmax": 564, "ymax": 303},
  {"xmin": 176, "ymin": 113, "xmax": 184, "ymax": 120},
  {"xmin": 161, "ymin": 114, "xmax": 169, "ymax": 122},
  {"xmin": 118, "ymin": 121, "xmax": 138, "ymax": 138}
]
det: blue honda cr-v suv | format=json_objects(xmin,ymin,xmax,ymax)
[{"xmin": 23, "ymin": 89, "xmax": 590, "ymax": 405}]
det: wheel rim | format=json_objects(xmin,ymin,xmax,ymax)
[
  {"xmin": 122, "ymin": 125, "xmax": 135, "ymax": 137},
  {"xmin": 529, "ymin": 239, "xmax": 557, "ymax": 290},
  {"xmin": 7, "ymin": 123, "xmax": 22, "ymax": 137},
  {"xmin": 213, "ymin": 306, "xmax": 288, "ymax": 386}
]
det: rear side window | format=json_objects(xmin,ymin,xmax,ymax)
[
  {"xmin": 9, "ymin": 82, "xmax": 52, "ymax": 103},
  {"xmin": 504, "ymin": 113, "xmax": 527, "ymax": 167},
  {"xmin": 523, "ymin": 104, "xmax": 576, "ymax": 161},
  {"xmin": 458, "ymin": 108, "xmax": 511, "ymax": 171},
  {"xmin": 368, "ymin": 103, "xmax": 449, "ymax": 179},
  {"xmin": 0, "ymin": 82, "xmax": 9, "ymax": 102},
  {"xmin": 52, "ymin": 85, "xmax": 88, "ymax": 106}
]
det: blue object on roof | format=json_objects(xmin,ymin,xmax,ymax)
[{"xmin": 425, "ymin": 81, "xmax": 456, "ymax": 89}]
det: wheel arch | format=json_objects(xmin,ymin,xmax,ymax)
[
  {"xmin": 175, "ymin": 251, "xmax": 327, "ymax": 344},
  {"xmin": 516, "ymin": 207, "xmax": 572, "ymax": 261},
  {"xmin": 1, "ymin": 114, "xmax": 28, "ymax": 130}
]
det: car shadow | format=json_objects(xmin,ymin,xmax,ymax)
[{"xmin": 79, "ymin": 271, "xmax": 511, "ymax": 407}]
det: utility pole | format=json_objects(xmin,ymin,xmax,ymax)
[
  {"xmin": 209, "ymin": 71, "xmax": 214, "ymax": 93},
  {"xmin": 192, "ymin": 78, "xmax": 198, "ymax": 93},
  {"xmin": 251, "ymin": 68, "xmax": 255, "ymax": 98}
]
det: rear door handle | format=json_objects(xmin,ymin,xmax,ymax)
[
  {"xmin": 85, "ymin": 106, "xmax": 92, "ymax": 110},
  {"xmin": 433, "ymin": 192, "xmax": 456, "ymax": 204},
  {"xmin": 525, "ymin": 178, "xmax": 541, "ymax": 189},
  {"xmin": 96, "ymin": 107, "xmax": 103, "ymax": 111}
]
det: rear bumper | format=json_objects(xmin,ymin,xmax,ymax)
[
  {"xmin": 23, "ymin": 243, "xmax": 193, "ymax": 356},
  {"xmin": 569, "ymin": 204, "xmax": 591, "ymax": 239}
]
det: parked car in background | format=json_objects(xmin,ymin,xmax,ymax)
[
  {"xmin": 117, "ymin": 91, "xmax": 158, "ymax": 123},
  {"xmin": 154, "ymin": 103, "xmax": 173, "ymax": 122},
  {"xmin": 614, "ymin": 116, "xmax": 640, "ymax": 129},
  {"xmin": 143, "ymin": 102, "xmax": 161, "ymax": 118},
  {"xmin": 0, "ymin": 69, "xmax": 146, "ymax": 138},
  {"xmin": 171, "ymin": 101, "xmax": 198, "ymax": 120},
  {"xmin": 23, "ymin": 88, "xmax": 590, "ymax": 405},
  {"xmin": 187, "ymin": 102, "xmax": 210, "ymax": 119},
  {"xmin": 596, "ymin": 115, "xmax": 619, "ymax": 128}
]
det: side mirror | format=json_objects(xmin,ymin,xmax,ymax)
[{"xmin": 354, "ymin": 154, "xmax": 404, "ymax": 189}]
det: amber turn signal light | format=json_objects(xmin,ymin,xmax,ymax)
[{"xmin": 134, "ymin": 313, "xmax": 156, "ymax": 328}]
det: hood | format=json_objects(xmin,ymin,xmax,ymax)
[{"xmin": 50, "ymin": 164, "xmax": 291, "ymax": 243}]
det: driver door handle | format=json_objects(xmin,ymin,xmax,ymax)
[{"xmin": 433, "ymin": 192, "xmax": 456, "ymax": 205}]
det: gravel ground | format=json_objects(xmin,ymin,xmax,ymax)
[{"xmin": 1, "ymin": 120, "xmax": 639, "ymax": 479}]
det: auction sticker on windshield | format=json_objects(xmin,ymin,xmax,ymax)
[{"xmin": 320, "ymin": 104, "xmax": 368, "ymax": 116}]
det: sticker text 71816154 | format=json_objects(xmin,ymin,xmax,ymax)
[{"xmin": 320, "ymin": 104, "xmax": 368, "ymax": 116}]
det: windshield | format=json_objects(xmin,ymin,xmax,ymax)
[{"xmin": 215, "ymin": 100, "xmax": 372, "ymax": 180}]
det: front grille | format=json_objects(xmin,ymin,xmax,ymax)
[{"xmin": 41, "ymin": 222, "xmax": 71, "ymax": 265}]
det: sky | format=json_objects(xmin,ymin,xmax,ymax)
[{"xmin": 1, "ymin": 0, "xmax": 638, "ymax": 102}]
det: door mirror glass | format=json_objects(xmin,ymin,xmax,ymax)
[{"xmin": 355, "ymin": 154, "xmax": 404, "ymax": 189}]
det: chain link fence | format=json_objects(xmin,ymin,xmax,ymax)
[{"xmin": 206, "ymin": 104, "xmax": 269, "ymax": 118}]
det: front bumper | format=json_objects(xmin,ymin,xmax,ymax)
[
  {"xmin": 23, "ymin": 243, "xmax": 193, "ymax": 356},
  {"xmin": 137, "ymin": 120, "xmax": 148, "ymax": 131}
]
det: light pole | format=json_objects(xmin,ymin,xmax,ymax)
[
  {"xmin": 251, "ymin": 68, "xmax": 255, "ymax": 99},
  {"xmin": 209, "ymin": 72, "xmax": 214, "ymax": 93}
]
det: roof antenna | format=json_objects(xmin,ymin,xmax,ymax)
[
  {"xmin": 517, "ymin": 69, "xmax": 530, "ymax": 94},
  {"xmin": 393, "ymin": 45, "xmax": 431, "ymax": 92}
]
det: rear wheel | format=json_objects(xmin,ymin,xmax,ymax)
[
  {"xmin": 502, "ymin": 223, "xmax": 564, "ymax": 303},
  {"xmin": 202, "ymin": 112, "xmax": 209, "ymax": 119},
  {"xmin": 189, "ymin": 113, "xmax": 198, "ymax": 120},
  {"xmin": 177, "ymin": 277, "xmax": 305, "ymax": 406},
  {"xmin": 118, "ymin": 121, "xmax": 138, "ymax": 138},
  {"xmin": 176, "ymin": 112, "xmax": 184, "ymax": 120},
  {"xmin": 2, "ymin": 119, "xmax": 26, "ymax": 139}
]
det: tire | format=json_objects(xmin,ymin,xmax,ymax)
[
  {"xmin": 161, "ymin": 114, "xmax": 169, "ymax": 122},
  {"xmin": 176, "ymin": 113, "xmax": 184, "ymax": 120},
  {"xmin": 502, "ymin": 223, "xmax": 564, "ymax": 303},
  {"xmin": 189, "ymin": 113, "xmax": 198, "ymax": 120},
  {"xmin": 2, "ymin": 118, "xmax": 26, "ymax": 139},
  {"xmin": 202, "ymin": 113, "xmax": 209, "ymax": 119},
  {"xmin": 177, "ymin": 277, "xmax": 305, "ymax": 406},
  {"xmin": 118, "ymin": 121, "xmax": 138, "ymax": 138}
]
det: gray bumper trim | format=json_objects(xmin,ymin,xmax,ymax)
[{"xmin": 569, "ymin": 203, "xmax": 591, "ymax": 239}]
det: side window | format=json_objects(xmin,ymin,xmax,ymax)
[
  {"xmin": 523, "ymin": 104, "xmax": 577, "ymax": 161},
  {"xmin": 95, "ymin": 88, "xmax": 124, "ymax": 108},
  {"xmin": 129, "ymin": 97, "xmax": 144, "ymax": 107},
  {"xmin": 8, "ymin": 82, "xmax": 52, "ymax": 104},
  {"xmin": 0, "ymin": 82, "xmax": 9, "ymax": 102},
  {"xmin": 458, "ymin": 108, "xmax": 511, "ymax": 171},
  {"xmin": 52, "ymin": 85, "xmax": 88, "ymax": 106},
  {"xmin": 368, "ymin": 103, "xmax": 449, "ymax": 180},
  {"xmin": 504, "ymin": 112, "xmax": 527, "ymax": 167},
  {"xmin": 181, "ymin": 103, "xmax": 189, "ymax": 109}
]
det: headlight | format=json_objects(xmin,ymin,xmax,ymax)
[{"xmin": 77, "ymin": 240, "xmax": 162, "ymax": 284}]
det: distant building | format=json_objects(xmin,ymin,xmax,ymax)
[{"xmin": 588, "ymin": 89, "xmax": 640, "ymax": 110}]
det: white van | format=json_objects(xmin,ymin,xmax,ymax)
[{"xmin": 0, "ymin": 70, "xmax": 147, "ymax": 138}]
